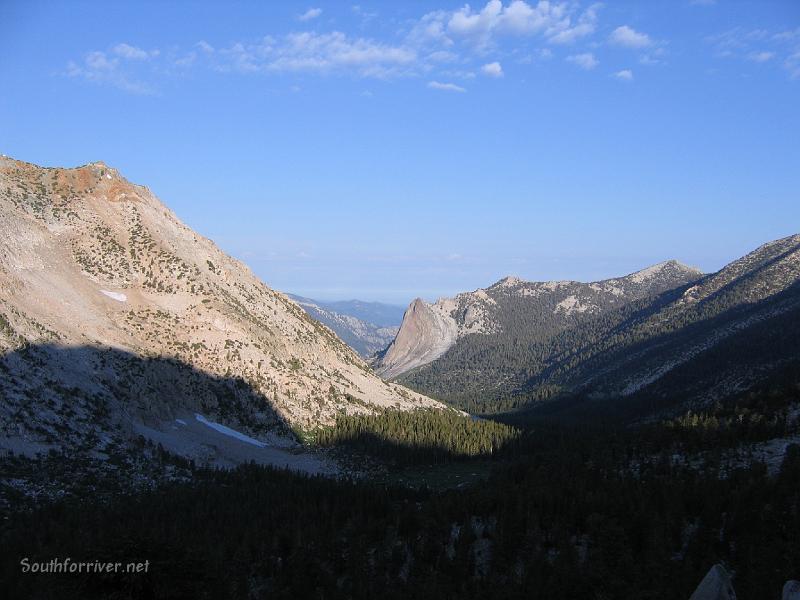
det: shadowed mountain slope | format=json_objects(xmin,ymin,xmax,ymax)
[{"xmin": 0, "ymin": 156, "xmax": 442, "ymax": 458}]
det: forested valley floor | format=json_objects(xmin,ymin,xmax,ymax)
[{"xmin": 2, "ymin": 382, "xmax": 799, "ymax": 600}]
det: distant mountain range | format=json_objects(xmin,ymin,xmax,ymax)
[
  {"xmin": 0, "ymin": 157, "xmax": 441, "ymax": 465},
  {"xmin": 288, "ymin": 295, "xmax": 403, "ymax": 358},
  {"xmin": 378, "ymin": 236, "xmax": 800, "ymax": 416},
  {"xmin": 376, "ymin": 260, "xmax": 702, "ymax": 379},
  {"xmin": 306, "ymin": 298, "xmax": 406, "ymax": 328}
]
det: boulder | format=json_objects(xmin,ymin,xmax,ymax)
[
  {"xmin": 689, "ymin": 564, "xmax": 736, "ymax": 600},
  {"xmin": 784, "ymin": 581, "xmax": 800, "ymax": 600}
]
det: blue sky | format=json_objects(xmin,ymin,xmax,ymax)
[{"xmin": 1, "ymin": 1, "xmax": 798, "ymax": 304}]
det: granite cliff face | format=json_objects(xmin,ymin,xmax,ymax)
[
  {"xmin": 0, "ymin": 157, "xmax": 441, "ymax": 463},
  {"xmin": 375, "ymin": 298, "xmax": 460, "ymax": 378},
  {"xmin": 376, "ymin": 260, "xmax": 703, "ymax": 379}
]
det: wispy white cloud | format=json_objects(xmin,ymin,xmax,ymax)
[
  {"xmin": 614, "ymin": 69, "xmax": 633, "ymax": 81},
  {"xmin": 548, "ymin": 3, "xmax": 601, "ymax": 45},
  {"xmin": 609, "ymin": 25, "xmax": 652, "ymax": 49},
  {"xmin": 707, "ymin": 28, "xmax": 768, "ymax": 57},
  {"xmin": 351, "ymin": 4, "xmax": 378, "ymax": 26},
  {"xmin": 112, "ymin": 43, "xmax": 158, "ymax": 60},
  {"xmin": 298, "ymin": 7, "xmax": 322, "ymax": 22},
  {"xmin": 415, "ymin": 0, "xmax": 600, "ymax": 50},
  {"xmin": 173, "ymin": 52, "xmax": 196, "ymax": 68},
  {"xmin": 427, "ymin": 50, "xmax": 459, "ymax": 63},
  {"xmin": 639, "ymin": 53, "xmax": 662, "ymax": 66},
  {"xmin": 215, "ymin": 32, "xmax": 417, "ymax": 78},
  {"xmin": 786, "ymin": 51, "xmax": 800, "ymax": 79},
  {"xmin": 66, "ymin": 3, "xmax": 686, "ymax": 92},
  {"xmin": 566, "ymin": 52, "xmax": 598, "ymax": 70},
  {"xmin": 406, "ymin": 10, "xmax": 454, "ymax": 48},
  {"xmin": 68, "ymin": 33, "xmax": 420, "ymax": 90},
  {"xmin": 66, "ymin": 48, "xmax": 156, "ymax": 95},
  {"xmin": 516, "ymin": 47, "xmax": 553, "ymax": 63},
  {"xmin": 438, "ymin": 68, "xmax": 477, "ymax": 80},
  {"xmin": 427, "ymin": 80, "xmax": 466, "ymax": 92},
  {"xmin": 748, "ymin": 51, "xmax": 775, "ymax": 63},
  {"xmin": 707, "ymin": 26, "xmax": 800, "ymax": 79},
  {"xmin": 481, "ymin": 61, "xmax": 503, "ymax": 77},
  {"xmin": 773, "ymin": 28, "xmax": 800, "ymax": 43}
]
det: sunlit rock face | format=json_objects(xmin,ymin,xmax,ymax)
[{"xmin": 0, "ymin": 156, "xmax": 443, "ymax": 461}]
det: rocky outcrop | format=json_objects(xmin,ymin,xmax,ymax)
[
  {"xmin": 689, "ymin": 564, "xmax": 737, "ymax": 600},
  {"xmin": 687, "ymin": 565, "xmax": 800, "ymax": 600},
  {"xmin": 0, "ymin": 156, "xmax": 443, "ymax": 462},
  {"xmin": 785, "ymin": 581, "xmax": 800, "ymax": 600},
  {"xmin": 376, "ymin": 298, "xmax": 459, "ymax": 378}
]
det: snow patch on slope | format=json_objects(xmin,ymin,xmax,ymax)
[
  {"xmin": 100, "ymin": 290, "xmax": 127, "ymax": 302},
  {"xmin": 194, "ymin": 413, "xmax": 267, "ymax": 447}
]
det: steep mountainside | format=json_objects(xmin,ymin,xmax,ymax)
[
  {"xmin": 377, "ymin": 261, "xmax": 702, "ymax": 379},
  {"xmin": 288, "ymin": 294, "xmax": 399, "ymax": 357},
  {"xmin": 550, "ymin": 234, "xmax": 800, "ymax": 408},
  {"xmin": 388, "ymin": 235, "xmax": 800, "ymax": 415},
  {"xmin": 0, "ymin": 157, "xmax": 441, "ymax": 463}
]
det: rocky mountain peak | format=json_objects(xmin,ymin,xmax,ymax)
[
  {"xmin": 493, "ymin": 275, "xmax": 523, "ymax": 288},
  {"xmin": 408, "ymin": 297, "xmax": 428, "ymax": 312},
  {"xmin": 376, "ymin": 297, "xmax": 459, "ymax": 379},
  {"xmin": 618, "ymin": 259, "xmax": 703, "ymax": 285},
  {"xmin": 0, "ymin": 156, "xmax": 443, "ymax": 461}
]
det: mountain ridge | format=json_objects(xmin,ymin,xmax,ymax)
[
  {"xmin": 385, "ymin": 233, "xmax": 800, "ymax": 415},
  {"xmin": 377, "ymin": 259, "xmax": 704, "ymax": 379},
  {"xmin": 0, "ymin": 156, "xmax": 443, "ymax": 464}
]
